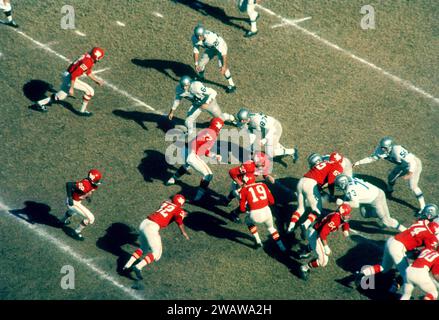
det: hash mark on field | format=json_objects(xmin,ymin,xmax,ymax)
[
  {"xmin": 0, "ymin": 200, "xmax": 145, "ymax": 300},
  {"xmin": 13, "ymin": 29, "xmax": 157, "ymax": 112},
  {"xmin": 75, "ymin": 30, "xmax": 86, "ymax": 37},
  {"xmin": 116, "ymin": 21, "xmax": 126, "ymax": 27},
  {"xmin": 271, "ymin": 17, "xmax": 312, "ymax": 28},
  {"xmin": 256, "ymin": 4, "xmax": 439, "ymax": 105},
  {"xmin": 153, "ymin": 12, "xmax": 164, "ymax": 18}
]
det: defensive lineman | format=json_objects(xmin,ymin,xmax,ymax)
[
  {"xmin": 0, "ymin": 0, "xmax": 18, "ymax": 28},
  {"xmin": 322, "ymin": 152, "xmax": 353, "ymax": 177},
  {"xmin": 168, "ymin": 76, "xmax": 235, "ymax": 136},
  {"xmin": 335, "ymin": 174, "xmax": 406, "ymax": 232},
  {"xmin": 237, "ymin": 0, "xmax": 261, "ymax": 37},
  {"xmin": 35, "ymin": 47, "xmax": 105, "ymax": 116},
  {"xmin": 192, "ymin": 25, "xmax": 236, "ymax": 93},
  {"xmin": 59, "ymin": 169, "xmax": 103, "ymax": 240},
  {"xmin": 236, "ymin": 108, "xmax": 298, "ymax": 162},
  {"xmin": 353, "ymin": 137, "xmax": 425, "ymax": 210},
  {"xmin": 123, "ymin": 194, "xmax": 189, "ymax": 281}
]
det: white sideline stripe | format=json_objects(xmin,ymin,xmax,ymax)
[
  {"xmin": 0, "ymin": 201, "xmax": 145, "ymax": 300},
  {"xmin": 14, "ymin": 29, "xmax": 157, "ymax": 112},
  {"xmin": 257, "ymin": 4, "xmax": 439, "ymax": 105},
  {"xmin": 75, "ymin": 30, "xmax": 86, "ymax": 37}
]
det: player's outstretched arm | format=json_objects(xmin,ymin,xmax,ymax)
[
  {"xmin": 88, "ymin": 73, "xmax": 104, "ymax": 86},
  {"xmin": 179, "ymin": 224, "xmax": 189, "ymax": 240}
]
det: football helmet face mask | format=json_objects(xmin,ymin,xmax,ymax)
[
  {"xmin": 90, "ymin": 47, "xmax": 105, "ymax": 61},
  {"xmin": 194, "ymin": 25, "xmax": 205, "ymax": 39},
  {"xmin": 417, "ymin": 204, "xmax": 439, "ymax": 221},
  {"xmin": 329, "ymin": 152, "xmax": 343, "ymax": 164},
  {"xmin": 338, "ymin": 203, "xmax": 352, "ymax": 221},
  {"xmin": 335, "ymin": 174, "xmax": 350, "ymax": 191},
  {"xmin": 179, "ymin": 76, "xmax": 192, "ymax": 90},
  {"xmin": 307, "ymin": 153, "xmax": 323, "ymax": 168},
  {"xmin": 172, "ymin": 194, "xmax": 186, "ymax": 207},
  {"xmin": 236, "ymin": 108, "xmax": 250, "ymax": 124},
  {"xmin": 209, "ymin": 117, "xmax": 224, "ymax": 133},
  {"xmin": 88, "ymin": 169, "xmax": 102, "ymax": 186},
  {"xmin": 379, "ymin": 136, "xmax": 393, "ymax": 155}
]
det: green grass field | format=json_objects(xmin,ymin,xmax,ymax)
[{"xmin": 0, "ymin": 0, "xmax": 438, "ymax": 300}]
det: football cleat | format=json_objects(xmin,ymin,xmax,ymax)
[
  {"xmin": 244, "ymin": 30, "xmax": 258, "ymax": 38},
  {"xmin": 300, "ymin": 224, "xmax": 308, "ymax": 240},
  {"xmin": 74, "ymin": 231, "xmax": 84, "ymax": 241},
  {"xmin": 255, "ymin": 242, "xmax": 263, "ymax": 250},
  {"xmin": 79, "ymin": 111, "xmax": 93, "ymax": 117},
  {"xmin": 299, "ymin": 250, "xmax": 312, "ymax": 259},
  {"xmin": 230, "ymin": 212, "xmax": 241, "ymax": 223},
  {"xmin": 165, "ymin": 177, "xmax": 176, "ymax": 186},
  {"xmin": 299, "ymin": 265, "xmax": 310, "ymax": 280},
  {"xmin": 6, "ymin": 20, "xmax": 19, "ymax": 28},
  {"xmin": 225, "ymin": 85, "xmax": 236, "ymax": 93},
  {"xmin": 292, "ymin": 147, "xmax": 299, "ymax": 164},
  {"xmin": 132, "ymin": 267, "xmax": 143, "ymax": 281}
]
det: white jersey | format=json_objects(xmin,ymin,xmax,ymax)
[
  {"xmin": 357, "ymin": 145, "xmax": 419, "ymax": 172},
  {"xmin": 192, "ymin": 30, "xmax": 228, "ymax": 56},
  {"xmin": 247, "ymin": 112, "xmax": 278, "ymax": 134},
  {"xmin": 189, "ymin": 81, "xmax": 217, "ymax": 107},
  {"xmin": 171, "ymin": 84, "xmax": 195, "ymax": 111},
  {"xmin": 344, "ymin": 178, "xmax": 380, "ymax": 208}
]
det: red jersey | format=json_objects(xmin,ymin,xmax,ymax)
[
  {"xmin": 147, "ymin": 201, "xmax": 186, "ymax": 229},
  {"xmin": 189, "ymin": 128, "xmax": 218, "ymax": 157},
  {"xmin": 67, "ymin": 53, "xmax": 95, "ymax": 81},
  {"xmin": 313, "ymin": 212, "xmax": 350, "ymax": 241},
  {"xmin": 394, "ymin": 220, "xmax": 439, "ymax": 251},
  {"xmin": 229, "ymin": 161, "xmax": 256, "ymax": 185},
  {"xmin": 72, "ymin": 179, "xmax": 98, "ymax": 201},
  {"xmin": 304, "ymin": 161, "xmax": 343, "ymax": 187},
  {"xmin": 240, "ymin": 182, "xmax": 274, "ymax": 212},
  {"xmin": 411, "ymin": 248, "xmax": 439, "ymax": 275}
]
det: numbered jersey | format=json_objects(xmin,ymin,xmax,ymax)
[
  {"xmin": 190, "ymin": 128, "xmax": 218, "ymax": 157},
  {"xmin": 372, "ymin": 145, "xmax": 413, "ymax": 166},
  {"xmin": 313, "ymin": 212, "xmax": 350, "ymax": 241},
  {"xmin": 304, "ymin": 161, "xmax": 344, "ymax": 187},
  {"xmin": 229, "ymin": 161, "xmax": 256, "ymax": 184},
  {"xmin": 72, "ymin": 179, "xmax": 98, "ymax": 201},
  {"xmin": 412, "ymin": 248, "xmax": 439, "ymax": 275},
  {"xmin": 189, "ymin": 81, "xmax": 217, "ymax": 107},
  {"xmin": 67, "ymin": 53, "xmax": 95, "ymax": 81},
  {"xmin": 147, "ymin": 201, "xmax": 186, "ymax": 229},
  {"xmin": 175, "ymin": 84, "xmax": 195, "ymax": 103},
  {"xmin": 240, "ymin": 182, "xmax": 274, "ymax": 212},
  {"xmin": 344, "ymin": 178, "xmax": 380, "ymax": 206},
  {"xmin": 394, "ymin": 220, "xmax": 439, "ymax": 251},
  {"xmin": 192, "ymin": 30, "xmax": 227, "ymax": 55},
  {"xmin": 247, "ymin": 113, "xmax": 277, "ymax": 133}
]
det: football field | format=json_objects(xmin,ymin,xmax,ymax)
[{"xmin": 0, "ymin": 0, "xmax": 438, "ymax": 300}]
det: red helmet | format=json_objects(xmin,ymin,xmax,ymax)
[
  {"xmin": 172, "ymin": 194, "xmax": 186, "ymax": 207},
  {"xmin": 88, "ymin": 169, "xmax": 102, "ymax": 185},
  {"xmin": 428, "ymin": 222, "xmax": 439, "ymax": 235},
  {"xmin": 91, "ymin": 47, "xmax": 105, "ymax": 61},
  {"xmin": 209, "ymin": 117, "xmax": 224, "ymax": 133},
  {"xmin": 338, "ymin": 203, "xmax": 352, "ymax": 221},
  {"xmin": 330, "ymin": 151, "xmax": 343, "ymax": 164},
  {"xmin": 253, "ymin": 152, "xmax": 267, "ymax": 168},
  {"xmin": 242, "ymin": 174, "xmax": 255, "ymax": 185}
]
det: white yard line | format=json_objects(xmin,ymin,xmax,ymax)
[
  {"xmin": 257, "ymin": 4, "xmax": 439, "ymax": 105},
  {"xmin": 13, "ymin": 29, "xmax": 157, "ymax": 112},
  {"xmin": 92, "ymin": 67, "xmax": 111, "ymax": 74},
  {"xmin": 0, "ymin": 200, "xmax": 145, "ymax": 300},
  {"xmin": 75, "ymin": 30, "xmax": 86, "ymax": 37}
]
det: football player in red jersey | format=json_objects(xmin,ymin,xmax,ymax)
[
  {"xmin": 36, "ymin": 47, "xmax": 105, "ymax": 116},
  {"xmin": 166, "ymin": 117, "xmax": 224, "ymax": 201},
  {"xmin": 298, "ymin": 203, "xmax": 352, "ymax": 280},
  {"xmin": 123, "ymin": 194, "xmax": 189, "ymax": 281},
  {"xmin": 401, "ymin": 247, "xmax": 439, "ymax": 300},
  {"xmin": 0, "ymin": 0, "xmax": 18, "ymax": 27},
  {"xmin": 288, "ymin": 155, "xmax": 344, "ymax": 236},
  {"xmin": 59, "ymin": 169, "xmax": 102, "ymax": 240},
  {"xmin": 240, "ymin": 176, "xmax": 286, "ymax": 252},
  {"xmin": 358, "ymin": 220, "xmax": 439, "ymax": 290}
]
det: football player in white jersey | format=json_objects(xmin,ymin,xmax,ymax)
[
  {"xmin": 169, "ymin": 76, "xmax": 235, "ymax": 136},
  {"xmin": 353, "ymin": 137, "xmax": 425, "ymax": 210},
  {"xmin": 236, "ymin": 108, "xmax": 298, "ymax": 162},
  {"xmin": 335, "ymin": 174, "xmax": 406, "ymax": 232},
  {"xmin": 192, "ymin": 25, "xmax": 236, "ymax": 93},
  {"xmin": 237, "ymin": 0, "xmax": 261, "ymax": 37},
  {"xmin": 0, "ymin": 0, "xmax": 18, "ymax": 27}
]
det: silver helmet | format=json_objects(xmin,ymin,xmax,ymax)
[
  {"xmin": 194, "ymin": 25, "xmax": 205, "ymax": 38},
  {"xmin": 379, "ymin": 136, "xmax": 394, "ymax": 154},
  {"xmin": 307, "ymin": 153, "xmax": 323, "ymax": 168},
  {"xmin": 179, "ymin": 75, "xmax": 192, "ymax": 88},
  {"xmin": 335, "ymin": 174, "xmax": 351, "ymax": 191},
  {"xmin": 236, "ymin": 108, "xmax": 250, "ymax": 122},
  {"xmin": 417, "ymin": 204, "xmax": 439, "ymax": 221}
]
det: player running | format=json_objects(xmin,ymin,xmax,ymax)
[
  {"xmin": 35, "ymin": 47, "xmax": 105, "ymax": 116},
  {"xmin": 123, "ymin": 194, "xmax": 189, "ymax": 281},
  {"xmin": 237, "ymin": 0, "xmax": 261, "ymax": 37}
]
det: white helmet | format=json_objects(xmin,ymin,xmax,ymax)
[
  {"xmin": 179, "ymin": 75, "xmax": 192, "ymax": 88},
  {"xmin": 236, "ymin": 108, "xmax": 250, "ymax": 122},
  {"xmin": 335, "ymin": 174, "xmax": 351, "ymax": 191},
  {"xmin": 307, "ymin": 153, "xmax": 323, "ymax": 168},
  {"xmin": 194, "ymin": 25, "xmax": 205, "ymax": 38},
  {"xmin": 379, "ymin": 137, "xmax": 394, "ymax": 154}
]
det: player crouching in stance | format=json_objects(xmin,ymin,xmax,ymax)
[
  {"xmin": 0, "ymin": 0, "xmax": 18, "ymax": 28},
  {"xmin": 356, "ymin": 220, "xmax": 439, "ymax": 293},
  {"xmin": 59, "ymin": 169, "xmax": 102, "ymax": 240},
  {"xmin": 240, "ymin": 176, "xmax": 286, "ymax": 252},
  {"xmin": 35, "ymin": 47, "xmax": 105, "ymax": 116},
  {"xmin": 298, "ymin": 203, "xmax": 352, "ymax": 280},
  {"xmin": 166, "ymin": 117, "xmax": 224, "ymax": 202},
  {"xmin": 123, "ymin": 194, "xmax": 189, "ymax": 281}
]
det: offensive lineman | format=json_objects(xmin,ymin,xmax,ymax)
[
  {"xmin": 165, "ymin": 117, "xmax": 224, "ymax": 201},
  {"xmin": 236, "ymin": 108, "xmax": 298, "ymax": 162},
  {"xmin": 237, "ymin": 0, "xmax": 261, "ymax": 37},
  {"xmin": 168, "ymin": 76, "xmax": 235, "ymax": 136},
  {"xmin": 192, "ymin": 24, "xmax": 237, "ymax": 93},
  {"xmin": 0, "ymin": 0, "xmax": 18, "ymax": 27},
  {"xmin": 35, "ymin": 47, "xmax": 105, "ymax": 116},
  {"xmin": 240, "ymin": 176, "xmax": 286, "ymax": 252},
  {"xmin": 334, "ymin": 174, "xmax": 406, "ymax": 232},
  {"xmin": 353, "ymin": 137, "xmax": 425, "ymax": 210},
  {"xmin": 59, "ymin": 169, "xmax": 103, "ymax": 240},
  {"xmin": 123, "ymin": 194, "xmax": 189, "ymax": 281}
]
